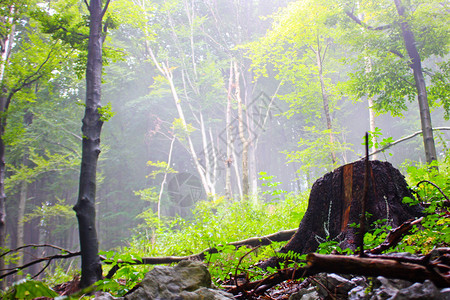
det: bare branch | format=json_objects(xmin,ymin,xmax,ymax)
[
  {"xmin": 83, "ymin": 0, "xmax": 90, "ymax": 12},
  {"xmin": 101, "ymin": 0, "xmax": 111, "ymax": 18},
  {"xmin": 0, "ymin": 250, "xmax": 80, "ymax": 279},
  {"xmin": 368, "ymin": 127, "xmax": 450, "ymax": 158},
  {"xmin": 104, "ymin": 229, "xmax": 297, "ymax": 278},
  {"xmin": 416, "ymin": 180, "xmax": 450, "ymax": 203},
  {"xmin": 0, "ymin": 243, "xmax": 76, "ymax": 259},
  {"xmin": 345, "ymin": 11, "xmax": 391, "ymax": 31}
]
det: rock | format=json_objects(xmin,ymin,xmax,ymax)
[
  {"xmin": 369, "ymin": 276, "xmax": 412, "ymax": 299},
  {"xmin": 95, "ymin": 292, "xmax": 120, "ymax": 300},
  {"xmin": 440, "ymin": 288, "xmax": 450, "ymax": 300},
  {"xmin": 123, "ymin": 260, "xmax": 234, "ymax": 300},
  {"xmin": 288, "ymin": 286, "xmax": 319, "ymax": 300},
  {"xmin": 349, "ymin": 285, "xmax": 371, "ymax": 300},
  {"xmin": 390, "ymin": 280, "xmax": 441, "ymax": 300},
  {"xmin": 347, "ymin": 276, "xmax": 446, "ymax": 300},
  {"xmin": 314, "ymin": 273, "xmax": 357, "ymax": 297}
]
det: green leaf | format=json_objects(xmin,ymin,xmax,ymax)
[{"xmin": 6, "ymin": 278, "xmax": 58, "ymax": 299}]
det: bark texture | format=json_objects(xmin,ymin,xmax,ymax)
[
  {"xmin": 278, "ymin": 160, "xmax": 423, "ymax": 257},
  {"xmin": 394, "ymin": 0, "xmax": 437, "ymax": 164},
  {"xmin": 73, "ymin": 0, "xmax": 108, "ymax": 288}
]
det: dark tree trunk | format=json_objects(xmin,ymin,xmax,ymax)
[
  {"xmin": 73, "ymin": 0, "xmax": 109, "ymax": 288},
  {"xmin": 264, "ymin": 160, "xmax": 423, "ymax": 267},
  {"xmin": 393, "ymin": 0, "xmax": 437, "ymax": 165}
]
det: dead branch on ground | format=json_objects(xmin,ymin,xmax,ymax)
[
  {"xmin": 228, "ymin": 249, "xmax": 450, "ymax": 297},
  {"xmin": 105, "ymin": 228, "xmax": 297, "ymax": 278}
]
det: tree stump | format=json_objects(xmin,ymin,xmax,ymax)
[{"xmin": 274, "ymin": 160, "xmax": 423, "ymax": 261}]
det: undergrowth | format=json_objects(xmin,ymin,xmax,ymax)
[{"xmin": 3, "ymin": 157, "xmax": 449, "ymax": 298}]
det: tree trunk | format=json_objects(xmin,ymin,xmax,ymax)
[
  {"xmin": 262, "ymin": 160, "xmax": 423, "ymax": 267},
  {"xmin": 16, "ymin": 181, "xmax": 27, "ymax": 267},
  {"xmin": 393, "ymin": 0, "xmax": 437, "ymax": 165},
  {"xmin": 364, "ymin": 56, "xmax": 378, "ymax": 159},
  {"xmin": 157, "ymin": 136, "xmax": 175, "ymax": 219},
  {"xmin": 0, "ymin": 7, "xmax": 15, "ymax": 288},
  {"xmin": 234, "ymin": 61, "xmax": 250, "ymax": 199},
  {"xmin": 146, "ymin": 45, "xmax": 212, "ymax": 196},
  {"xmin": 314, "ymin": 44, "xmax": 337, "ymax": 165},
  {"xmin": 225, "ymin": 62, "xmax": 233, "ymax": 200},
  {"xmin": 73, "ymin": 0, "xmax": 109, "ymax": 288},
  {"xmin": 0, "ymin": 129, "xmax": 6, "ymax": 288}
]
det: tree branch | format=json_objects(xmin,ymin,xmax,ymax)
[
  {"xmin": 0, "ymin": 243, "xmax": 76, "ymax": 259},
  {"xmin": 369, "ymin": 217, "xmax": 424, "ymax": 254},
  {"xmin": 368, "ymin": 127, "xmax": 450, "ymax": 158},
  {"xmin": 104, "ymin": 229, "xmax": 297, "ymax": 278},
  {"xmin": 83, "ymin": 0, "xmax": 90, "ymax": 12},
  {"xmin": 101, "ymin": 0, "xmax": 111, "ymax": 18},
  {"xmin": 416, "ymin": 180, "xmax": 450, "ymax": 204},
  {"xmin": 0, "ymin": 250, "xmax": 80, "ymax": 279},
  {"xmin": 345, "ymin": 11, "xmax": 391, "ymax": 31}
]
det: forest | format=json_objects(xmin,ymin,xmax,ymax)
[{"xmin": 0, "ymin": 0, "xmax": 449, "ymax": 298}]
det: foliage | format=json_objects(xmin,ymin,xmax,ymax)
[
  {"xmin": 284, "ymin": 126, "xmax": 352, "ymax": 177},
  {"xmin": 111, "ymin": 190, "xmax": 308, "ymax": 287},
  {"xmin": 170, "ymin": 118, "xmax": 196, "ymax": 142},
  {"xmin": 429, "ymin": 61, "xmax": 450, "ymax": 120},
  {"xmin": 366, "ymin": 127, "xmax": 395, "ymax": 155},
  {"xmin": 145, "ymin": 160, "xmax": 177, "ymax": 179},
  {"xmin": 98, "ymin": 103, "xmax": 116, "ymax": 122},
  {"xmin": 340, "ymin": 0, "xmax": 450, "ymax": 116},
  {"xmin": 399, "ymin": 155, "xmax": 450, "ymax": 253},
  {"xmin": 97, "ymin": 251, "xmax": 144, "ymax": 296},
  {"xmin": 2, "ymin": 277, "xmax": 58, "ymax": 299},
  {"xmin": 259, "ymin": 171, "xmax": 287, "ymax": 199}
]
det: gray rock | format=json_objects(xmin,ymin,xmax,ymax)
[
  {"xmin": 94, "ymin": 292, "xmax": 121, "ymax": 300},
  {"xmin": 288, "ymin": 287, "xmax": 319, "ymax": 300},
  {"xmin": 390, "ymin": 280, "xmax": 441, "ymax": 300},
  {"xmin": 368, "ymin": 276, "xmax": 412, "ymax": 300},
  {"xmin": 314, "ymin": 273, "xmax": 356, "ymax": 297},
  {"xmin": 349, "ymin": 286, "xmax": 371, "ymax": 300},
  {"xmin": 124, "ymin": 260, "xmax": 234, "ymax": 300},
  {"xmin": 440, "ymin": 288, "xmax": 450, "ymax": 300}
]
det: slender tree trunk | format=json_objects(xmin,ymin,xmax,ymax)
[
  {"xmin": 146, "ymin": 46, "xmax": 212, "ymax": 196},
  {"xmin": 16, "ymin": 181, "xmax": 27, "ymax": 267},
  {"xmin": 73, "ymin": 0, "xmax": 109, "ymax": 288},
  {"xmin": 367, "ymin": 96, "xmax": 377, "ymax": 158},
  {"xmin": 394, "ymin": 0, "xmax": 437, "ymax": 165},
  {"xmin": 208, "ymin": 127, "xmax": 218, "ymax": 195},
  {"xmin": 157, "ymin": 136, "xmax": 176, "ymax": 219},
  {"xmin": 199, "ymin": 112, "xmax": 215, "ymax": 197},
  {"xmin": 314, "ymin": 44, "xmax": 336, "ymax": 165},
  {"xmin": 225, "ymin": 61, "xmax": 234, "ymax": 200},
  {"xmin": 234, "ymin": 61, "xmax": 250, "ymax": 199},
  {"xmin": 364, "ymin": 56, "xmax": 378, "ymax": 159}
]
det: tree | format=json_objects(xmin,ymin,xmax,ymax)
[
  {"xmin": 247, "ymin": 0, "xmax": 350, "ymax": 178},
  {"xmin": 73, "ymin": 0, "xmax": 111, "ymax": 288},
  {"xmin": 341, "ymin": 0, "xmax": 449, "ymax": 165},
  {"xmin": 0, "ymin": 0, "xmax": 70, "ymax": 284}
]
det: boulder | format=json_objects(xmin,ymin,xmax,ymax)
[{"xmin": 124, "ymin": 260, "xmax": 233, "ymax": 300}]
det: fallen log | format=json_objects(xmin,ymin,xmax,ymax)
[
  {"xmin": 228, "ymin": 249, "xmax": 450, "ymax": 296},
  {"xmin": 306, "ymin": 253, "xmax": 450, "ymax": 287}
]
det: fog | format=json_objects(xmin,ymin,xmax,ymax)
[{"xmin": 4, "ymin": 0, "xmax": 449, "ymax": 259}]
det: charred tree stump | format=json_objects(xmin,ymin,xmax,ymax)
[{"xmin": 265, "ymin": 160, "xmax": 423, "ymax": 267}]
